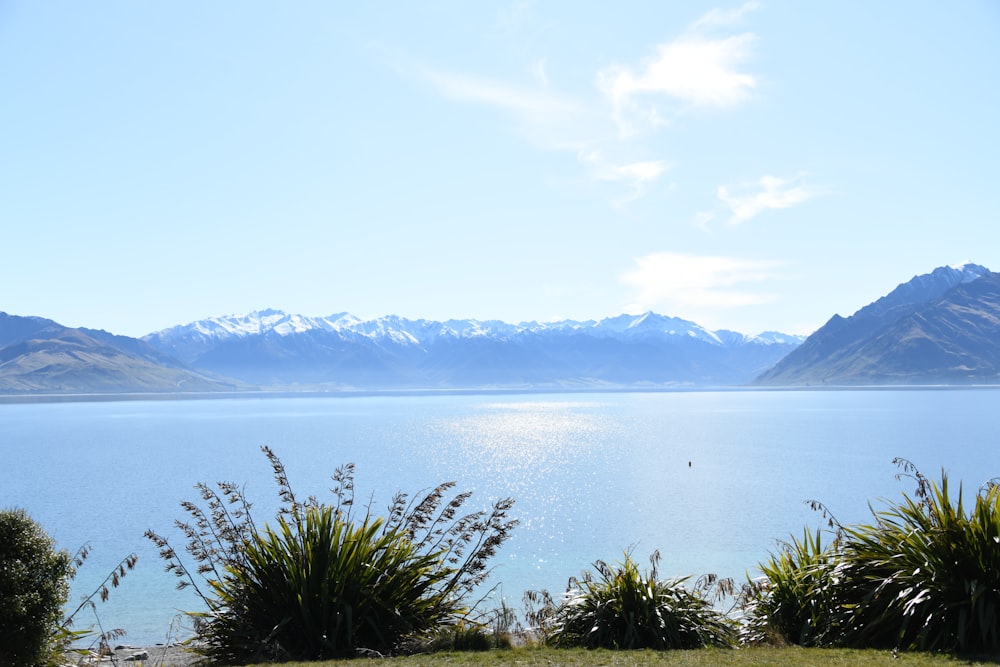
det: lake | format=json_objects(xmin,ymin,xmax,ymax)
[{"xmin": 2, "ymin": 389, "xmax": 998, "ymax": 646}]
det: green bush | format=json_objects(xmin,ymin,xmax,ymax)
[
  {"xmin": 201, "ymin": 505, "xmax": 460, "ymax": 661},
  {"xmin": 739, "ymin": 528, "xmax": 839, "ymax": 647},
  {"xmin": 744, "ymin": 460, "xmax": 1000, "ymax": 653},
  {"xmin": 146, "ymin": 446, "xmax": 517, "ymax": 663},
  {"xmin": 834, "ymin": 471, "xmax": 1000, "ymax": 651},
  {"xmin": 0, "ymin": 508, "xmax": 74, "ymax": 667},
  {"xmin": 540, "ymin": 550, "xmax": 735, "ymax": 650}
]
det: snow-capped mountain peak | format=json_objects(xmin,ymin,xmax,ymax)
[
  {"xmin": 950, "ymin": 261, "xmax": 990, "ymax": 282},
  {"xmin": 592, "ymin": 312, "xmax": 722, "ymax": 344},
  {"xmin": 166, "ymin": 309, "xmax": 365, "ymax": 340},
  {"xmin": 142, "ymin": 308, "xmax": 806, "ymax": 388},
  {"xmin": 150, "ymin": 309, "xmax": 799, "ymax": 350}
]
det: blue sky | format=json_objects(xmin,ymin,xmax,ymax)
[{"xmin": 2, "ymin": 2, "xmax": 998, "ymax": 338}]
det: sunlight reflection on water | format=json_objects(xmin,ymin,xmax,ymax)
[{"xmin": 3, "ymin": 389, "xmax": 999, "ymax": 644}]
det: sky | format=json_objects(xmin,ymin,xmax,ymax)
[{"xmin": 2, "ymin": 1, "xmax": 999, "ymax": 338}]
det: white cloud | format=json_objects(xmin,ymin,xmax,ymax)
[
  {"xmin": 612, "ymin": 160, "xmax": 667, "ymax": 183},
  {"xmin": 599, "ymin": 36, "xmax": 756, "ymax": 115},
  {"xmin": 597, "ymin": 8, "xmax": 758, "ymax": 135},
  {"xmin": 690, "ymin": 1, "xmax": 761, "ymax": 31},
  {"xmin": 620, "ymin": 252, "xmax": 782, "ymax": 317},
  {"xmin": 717, "ymin": 174, "xmax": 819, "ymax": 224},
  {"xmin": 578, "ymin": 148, "xmax": 669, "ymax": 202}
]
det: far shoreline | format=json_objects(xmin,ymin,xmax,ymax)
[{"xmin": 2, "ymin": 383, "xmax": 1000, "ymax": 405}]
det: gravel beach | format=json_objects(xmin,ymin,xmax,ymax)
[{"xmin": 74, "ymin": 643, "xmax": 200, "ymax": 667}]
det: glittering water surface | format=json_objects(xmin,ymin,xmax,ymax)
[{"xmin": 2, "ymin": 389, "xmax": 998, "ymax": 645}]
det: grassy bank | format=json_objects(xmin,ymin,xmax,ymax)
[{"xmin": 236, "ymin": 647, "xmax": 1000, "ymax": 667}]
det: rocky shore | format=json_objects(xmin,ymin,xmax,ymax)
[{"xmin": 73, "ymin": 643, "xmax": 199, "ymax": 667}]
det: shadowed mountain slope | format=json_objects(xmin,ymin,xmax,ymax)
[{"xmin": 754, "ymin": 263, "xmax": 1000, "ymax": 385}]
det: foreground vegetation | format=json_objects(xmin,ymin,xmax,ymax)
[
  {"xmin": 524, "ymin": 552, "xmax": 736, "ymax": 650},
  {"xmin": 5, "ymin": 453, "xmax": 1000, "ymax": 665},
  {"xmin": 145, "ymin": 447, "xmax": 517, "ymax": 663},
  {"xmin": 0, "ymin": 508, "xmax": 138, "ymax": 666},
  {"xmin": 0, "ymin": 508, "xmax": 73, "ymax": 666},
  {"xmin": 742, "ymin": 459, "xmax": 1000, "ymax": 652}
]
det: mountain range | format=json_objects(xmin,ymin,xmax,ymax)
[
  {"xmin": 3, "ymin": 262, "xmax": 1000, "ymax": 395},
  {"xmin": 0, "ymin": 309, "xmax": 800, "ymax": 394},
  {"xmin": 142, "ymin": 311, "xmax": 801, "ymax": 390}
]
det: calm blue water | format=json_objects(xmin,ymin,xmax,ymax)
[{"xmin": 2, "ymin": 389, "xmax": 998, "ymax": 645}]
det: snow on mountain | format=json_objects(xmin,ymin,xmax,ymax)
[
  {"xmin": 154, "ymin": 309, "xmax": 357, "ymax": 341},
  {"xmin": 350, "ymin": 315, "xmax": 425, "ymax": 345},
  {"xmin": 747, "ymin": 331, "xmax": 808, "ymax": 345},
  {"xmin": 563, "ymin": 312, "xmax": 720, "ymax": 343},
  {"xmin": 149, "ymin": 310, "xmax": 756, "ymax": 346},
  {"xmin": 137, "ymin": 307, "xmax": 810, "ymax": 388},
  {"xmin": 951, "ymin": 260, "xmax": 989, "ymax": 279}
]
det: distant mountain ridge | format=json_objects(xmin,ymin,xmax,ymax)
[
  {"xmin": 754, "ymin": 262, "xmax": 1000, "ymax": 385},
  {"xmin": 9, "ymin": 259, "xmax": 998, "ymax": 395},
  {"xmin": 147, "ymin": 308, "xmax": 797, "ymax": 349},
  {"xmin": 0, "ymin": 314, "xmax": 237, "ymax": 394},
  {"xmin": 143, "ymin": 311, "xmax": 803, "ymax": 390},
  {"xmin": 0, "ymin": 309, "xmax": 803, "ymax": 394}
]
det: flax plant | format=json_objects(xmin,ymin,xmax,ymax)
[
  {"xmin": 540, "ymin": 550, "xmax": 736, "ymax": 650},
  {"xmin": 739, "ymin": 528, "xmax": 840, "ymax": 647},
  {"xmin": 146, "ymin": 446, "xmax": 517, "ymax": 663},
  {"xmin": 833, "ymin": 469, "xmax": 1000, "ymax": 651},
  {"xmin": 56, "ymin": 546, "xmax": 139, "ymax": 663},
  {"xmin": 743, "ymin": 458, "xmax": 1000, "ymax": 654}
]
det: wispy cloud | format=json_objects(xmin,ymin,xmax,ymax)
[
  {"xmin": 419, "ymin": 68, "xmax": 582, "ymax": 121},
  {"xmin": 416, "ymin": 65, "xmax": 605, "ymax": 160},
  {"xmin": 531, "ymin": 58, "xmax": 549, "ymax": 87},
  {"xmin": 717, "ymin": 174, "xmax": 820, "ymax": 224},
  {"xmin": 419, "ymin": 65, "xmax": 670, "ymax": 200},
  {"xmin": 411, "ymin": 4, "xmax": 761, "ymax": 201},
  {"xmin": 690, "ymin": 1, "xmax": 761, "ymax": 31},
  {"xmin": 578, "ymin": 148, "xmax": 669, "ymax": 203},
  {"xmin": 620, "ymin": 252, "xmax": 782, "ymax": 317}
]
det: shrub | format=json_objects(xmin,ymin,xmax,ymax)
[
  {"xmin": 833, "ymin": 468, "xmax": 1000, "ymax": 651},
  {"xmin": 0, "ymin": 509, "xmax": 137, "ymax": 666},
  {"xmin": 739, "ymin": 528, "xmax": 840, "ymax": 647},
  {"xmin": 539, "ymin": 550, "xmax": 736, "ymax": 650},
  {"xmin": 743, "ymin": 459, "xmax": 1000, "ymax": 653},
  {"xmin": 146, "ymin": 446, "xmax": 517, "ymax": 663},
  {"xmin": 0, "ymin": 508, "xmax": 73, "ymax": 667}
]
